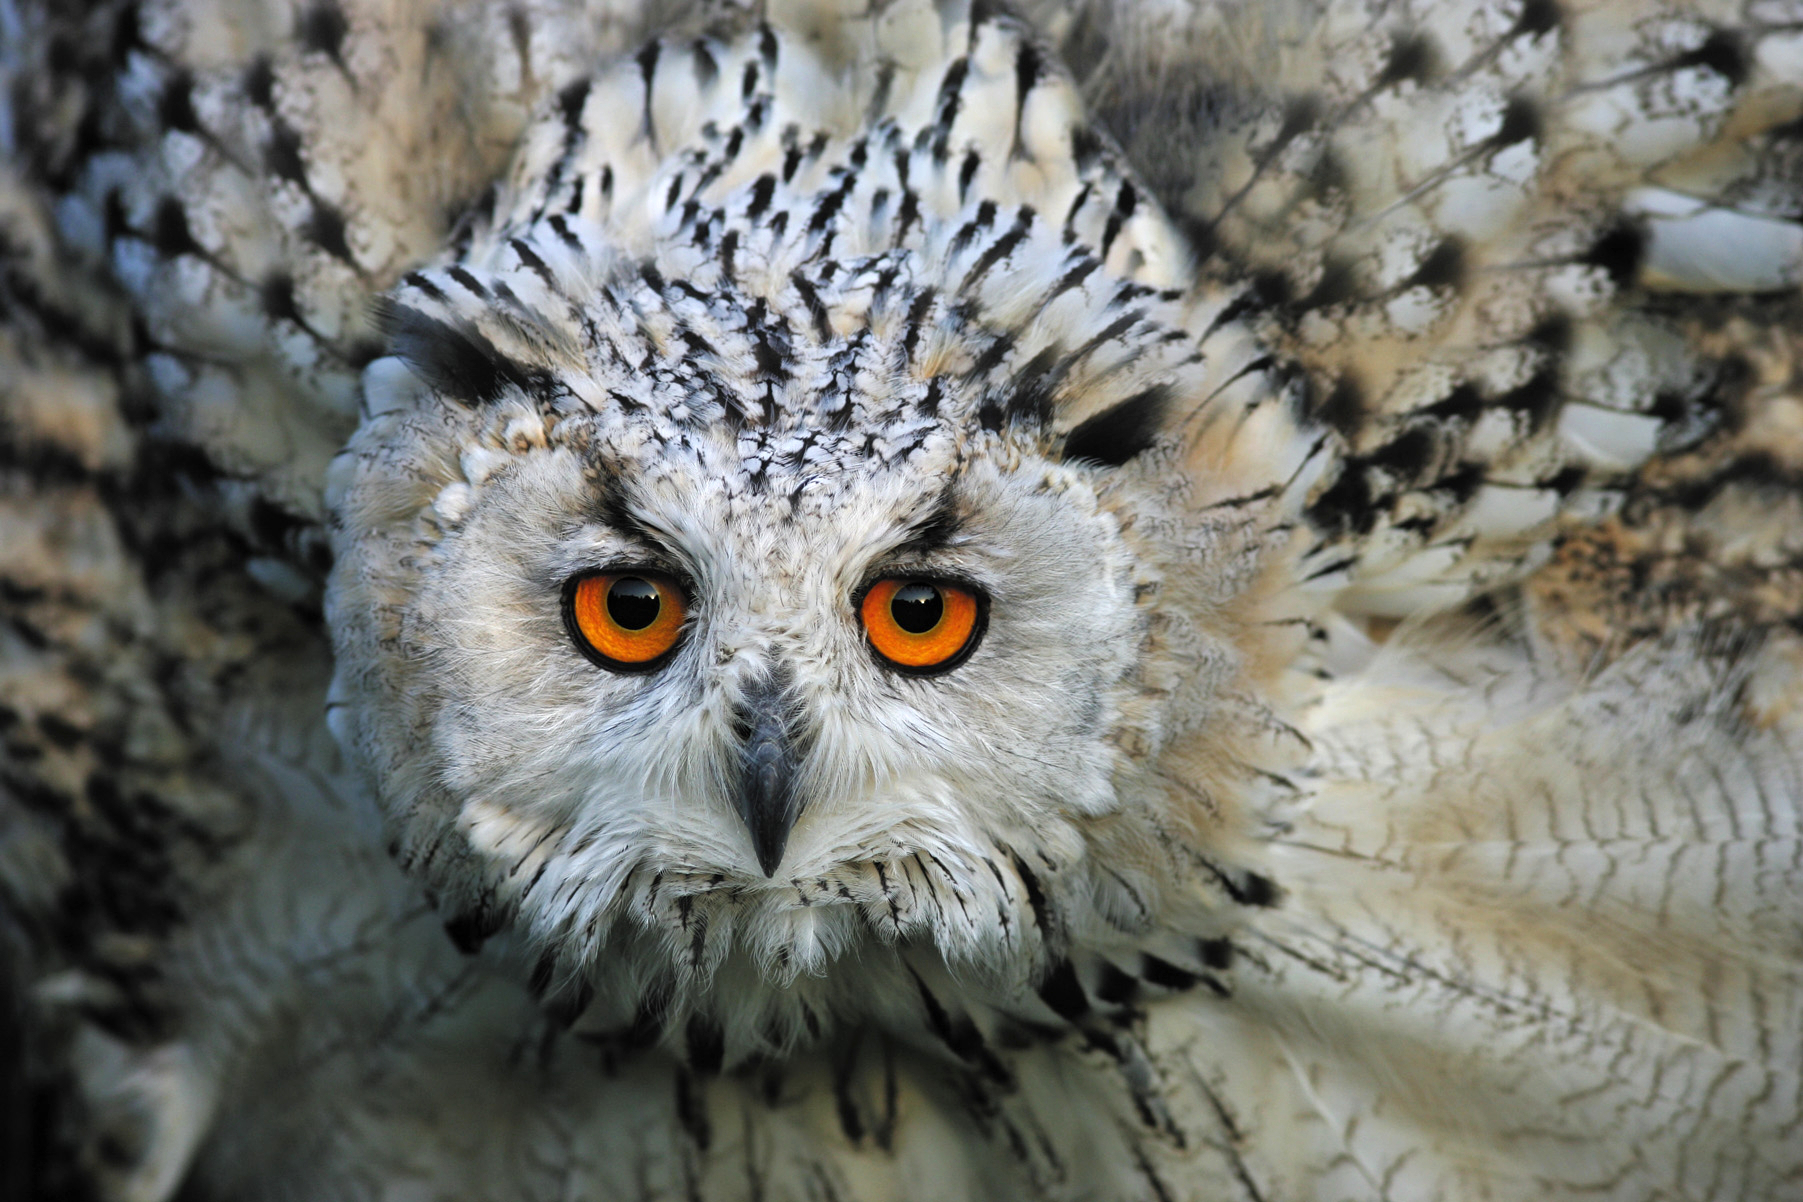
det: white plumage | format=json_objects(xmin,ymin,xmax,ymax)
[{"xmin": 2, "ymin": 1, "xmax": 1802, "ymax": 1199}]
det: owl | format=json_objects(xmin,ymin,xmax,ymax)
[{"xmin": 3, "ymin": 0, "xmax": 1803, "ymax": 1198}]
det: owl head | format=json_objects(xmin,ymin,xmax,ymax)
[{"xmin": 326, "ymin": 6, "xmax": 1299, "ymax": 1055}]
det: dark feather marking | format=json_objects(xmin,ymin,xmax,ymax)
[
  {"xmin": 1306, "ymin": 464, "xmax": 1376, "ymax": 538},
  {"xmin": 1514, "ymin": 0, "xmax": 1562, "ymax": 39},
  {"xmin": 1365, "ymin": 425, "xmax": 1438, "ymax": 481},
  {"xmin": 1095, "ymin": 962, "xmax": 1140, "ymax": 1005},
  {"xmin": 1197, "ymin": 937, "xmax": 1234, "ymax": 971},
  {"xmin": 1070, "ymin": 125, "xmax": 1105, "ymax": 172},
  {"xmin": 1099, "ymin": 180, "xmax": 1137, "ymax": 258},
  {"xmin": 1306, "ymin": 373, "xmax": 1364, "ymax": 437},
  {"xmin": 960, "ymin": 207, "xmax": 1034, "ymax": 292},
  {"xmin": 158, "ymin": 69, "xmax": 198, "ymax": 134},
  {"xmin": 1301, "ymin": 552, "xmax": 1359, "ymax": 582},
  {"xmin": 1298, "ymin": 255, "xmax": 1355, "ymax": 309},
  {"xmin": 243, "ymin": 55, "xmax": 275, "ymax": 108},
  {"xmin": 1496, "ymin": 314, "xmax": 1571, "ymax": 428},
  {"xmin": 1419, "ymin": 382, "xmax": 1482, "ymax": 424},
  {"xmin": 1046, "ymin": 254, "xmax": 1101, "ymax": 303},
  {"xmin": 509, "ymin": 238, "xmax": 557, "ymax": 289},
  {"xmin": 305, "ymin": 202, "xmax": 356, "ymax": 267},
  {"xmin": 1132, "ymin": 1147, "xmax": 1179, "ymax": 1202},
  {"xmin": 1190, "ymin": 1075, "xmax": 1268, "ymax": 1202},
  {"xmin": 150, "ymin": 196, "xmax": 202, "ymax": 260},
  {"xmin": 719, "ymin": 228, "xmax": 740, "ymax": 281},
  {"xmin": 832, "ymin": 1033, "xmax": 867, "ymax": 1144},
  {"xmin": 674, "ymin": 1068, "xmax": 711, "ymax": 1149},
  {"xmin": 747, "ymin": 173, "xmax": 777, "ymax": 219},
  {"xmin": 636, "ymin": 40, "xmax": 662, "ymax": 150},
  {"xmin": 258, "ymin": 272, "xmax": 302, "ymax": 325},
  {"xmin": 685, "ymin": 1014, "xmax": 724, "ymax": 1076},
  {"xmin": 297, "ymin": 0, "xmax": 350, "ymax": 70},
  {"xmin": 895, "ymin": 189, "xmax": 923, "ymax": 240},
  {"xmin": 1585, "ymin": 27, "xmax": 1748, "ymax": 93},
  {"xmin": 689, "ymin": 38, "xmax": 719, "ymax": 88},
  {"xmin": 445, "ymin": 265, "xmax": 489, "ymax": 300},
  {"xmin": 1063, "ymin": 181, "xmax": 1094, "ymax": 233},
  {"xmin": 545, "ymin": 214, "xmax": 582, "ymax": 254},
  {"xmin": 808, "ymin": 171, "xmax": 857, "ymax": 235},
  {"xmin": 946, "ymin": 202, "xmax": 996, "ymax": 260},
  {"xmin": 918, "ymin": 376, "xmax": 945, "ymax": 416},
  {"xmin": 893, "ymin": 491, "xmax": 962, "ymax": 558},
  {"xmin": 1405, "ymin": 236, "xmax": 1465, "ymax": 291},
  {"xmin": 1184, "ymin": 852, "xmax": 1283, "ymax": 909},
  {"xmin": 378, "ymin": 302, "xmax": 550, "ymax": 405},
  {"xmin": 958, "ymin": 148, "xmax": 981, "ymax": 201},
  {"xmin": 1037, "ymin": 959, "xmax": 1089, "ymax": 1021},
  {"xmin": 989, "ymin": 344, "xmax": 1058, "ymax": 431},
  {"xmin": 1069, "ymin": 309, "xmax": 1145, "ymax": 368},
  {"xmin": 1063, "ymin": 387, "xmax": 1170, "ymax": 466},
  {"xmin": 1492, "ymin": 94, "xmax": 1541, "ymax": 148},
  {"xmin": 1197, "ymin": 286, "xmax": 1266, "ymax": 342},
  {"xmin": 970, "ymin": 329, "xmax": 1017, "ymax": 380},
  {"xmin": 401, "ymin": 271, "xmax": 447, "ymax": 303},
  {"xmin": 901, "ymin": 287, "xmax": 937, "ymax": 364},
  {"xmin": 1139, "ymin": 954, "xmax": 1198, "ymax": 992},
  {"xmin": 555, "ymin": 78, "xmax": 591, "ymax": 162},
  {"xmin": 1009, "ymin": 851, "xmax": 1054, "ymax": 939},
  {"xmin": 909, "ymin": 969, "xmax": 1011, "ymax": 1084},
  {"xmin": 1010, "ymin": 39, "xmax": 1045, "ymax": 156},
  {"xmin": 1586, "ymin": 221, "xmax": 1646, "ymax": 288},
  {"xmin": 930, "ymin": 57, "xmax": 972, "ymax": 161}
]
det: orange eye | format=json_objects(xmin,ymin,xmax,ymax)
[
  {"xmin": 564, "ymin": 572, "xmax": 687, "ymax": 671},
  {"xmin": 859, "ymin": 578, "xmax": 984, "ymax": 673}
]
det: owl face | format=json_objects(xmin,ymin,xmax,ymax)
[
  {"xmin": 329, "ymin": 292, "xmax": 1175, "ymax": 1007},
  {"xmin": 325, "ymin": 12, "xmax": 1279, "ymax": 1041}
]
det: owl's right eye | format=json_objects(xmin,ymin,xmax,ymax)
[{"xmin": 564, "ymin": 571, "xmax": 688, "ymax": 672}]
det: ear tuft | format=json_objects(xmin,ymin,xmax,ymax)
[{"xmin": 375, "ymin": 300, "xmax": 549, "ymax": 406}]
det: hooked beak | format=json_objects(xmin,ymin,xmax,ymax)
[{"xmin": 735, "ymin": 672, "xmax": 802, "ymax": 877}]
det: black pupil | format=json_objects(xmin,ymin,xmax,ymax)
[
  {"xmin": 606, "ymin": 577, "xmax": 661, "ymax": 630},
  {"xmin": 890, "ymin": 583, "xmax": 943, "ymax": 634}
]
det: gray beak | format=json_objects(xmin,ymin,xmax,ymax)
[{"xmin": 734, "ymin": 672, "xmax": 802, "ymax": 877}]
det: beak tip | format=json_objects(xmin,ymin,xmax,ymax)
[
  {"xmin": 751, "ymin": 819, "xmax": 790, "ymax": 877},
  {"xmin": 736, "ymin": 674, "xmax": 802, "ymax": 882}
]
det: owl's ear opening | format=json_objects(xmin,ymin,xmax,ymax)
[
  {"xmin": 374, "ymin": 300, "xmax": 551, "ymax": 406},
  {"xmin": 1060, "ymin": 386, "xmax": 1170, "ymax": 466}
]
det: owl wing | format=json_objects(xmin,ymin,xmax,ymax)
[
  {"xmin": 0, "ymin": 2, "xmax": 685, "ymax": 1194},
  {"xmin": 1030, "ymin": 0, "xmax": 1803, "ymax": 621},
  {"xmin": 1001, "ymin": 3, "xmax": 1803, "ymax": 1196}
]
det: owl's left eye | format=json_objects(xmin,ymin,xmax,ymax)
[
  {"xmin": 564, "ymin": 571, "xmax": 688, "ymax": 671},
  {"xmin": 859, "ymin": 578, "xmax": 985, "ymax": 674}
]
